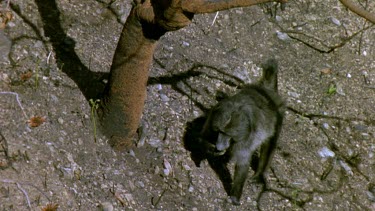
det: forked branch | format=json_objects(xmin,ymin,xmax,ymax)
[
  {"xmin": 339, "ymin": 0, "xmax": 375, "ymax": 24},
  {"xmin": 135, "ymin": 0, "xmax": 287, "ymax": 31},
  {"xmin": 182, "ymin": 0, "xmax": 287, "ymax": 14}
]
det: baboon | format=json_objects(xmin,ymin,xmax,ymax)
[{"xmin": 195, "ymin": 59, "xmax": 285, "ymax": 205}]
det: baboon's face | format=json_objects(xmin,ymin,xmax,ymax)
[{"xmin": 211, "ymin": 104, "xmax": 250, "ymax": 142}]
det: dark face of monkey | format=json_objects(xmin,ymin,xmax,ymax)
[{"xmin": 186, "ymin": 59, "xmax": 285, "ymax": 206}]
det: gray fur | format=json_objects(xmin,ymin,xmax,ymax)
[{"xmin": 200, "ymin": 59, "xmax": 285, "ymax": 205}]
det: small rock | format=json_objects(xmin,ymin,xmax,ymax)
[
  {"xmin": 160, "ymin": 93, "xmax": 170, "ymax": 102},
  {"xmin": 362, "ymin": 133, "xmax": 370, "ymax": 139},
  {"xmin": 182, "ymin": 164, "xmax": 192, "ymax": 171},
  {"xmin": 354, "ymin": 124, "xmax": 367, "ymax": 131},
  {"xmin": 58, "ymin": 117, "xmax": 64, "ymax": 124},
  {"xmin": 148, "ymin": 139, "xmax": 162, "ymax": 148},
  {"xmin": 156, "ymin": 84, "xmax": 162, "ymax": 91},
  {"xmin": 318, "ymin": 146, "xmax": 335, "ymax": 158},
  {"xmin": 77, "ymin": 138, "xmax": 83, "ymax": 145},
  {"xmin": 188, "ymin": 184, "xmax": 194, "ymax": 192},
  {"xmin": 129, "ymin": 149, "xmax": 136, "ymax": 157},
  {"xmin": 339, "ymin": 160, "xmax": 353, "ymax": 175},
  {"xmin": 276, "ymin": 31, "xmax": 291, "ymax": 41},
  {"xmin": 322, "ymin": 123, "xmax": 330, "ymax": 129},
  {"xmin": 182, "ymin": 41, "xmax": 190, "ymax": 47},
  {"xmin": 287, "ymin": 91, "xmax": 300, "ymax": 98},
  {"xmin": 154, "ymin": 166, "xmax": 160, "ymax": 174},
  {"xmin": 124, "ymin": 193, "xmax": 135, "ymax": 204},
  {"xmin": 335, "ymin": 83, "xmax": 345, "ymax": 96},
  {"xmin": 330, "ymin": 17, "xmax": 341, "ymax": 26},
  {"xmin": 128, "ymin": 180, "xmax": 136, "ymax": 191},
  {"xmin": 163, "ymin": 158, "xmax": 172, "ymax": 176},
  {"xmin": 99, "ymin": 202, "xmax": 113, "ymax": 211},
  {"xmin": 136, "ymin": 181, "xmax": 145, "ymax": 188}
]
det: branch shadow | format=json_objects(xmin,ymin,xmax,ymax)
[
  {"xmin": 147, "ymin": 58, "xmax": 244, "ymax": 112},
  {"xmin": 34, "ymin": 0, "xmax": 108, "ymax": 101}
]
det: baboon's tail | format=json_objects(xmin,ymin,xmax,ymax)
[{"xmin": 260, "ymin": 58, "xmax": 278, "ymax": 91}]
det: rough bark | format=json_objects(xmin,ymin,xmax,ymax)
[
  {"xmin": 339, "ymin": 0, "xmax": 375, "ymax": 24},
  {"xmin": 100, "ymin": 0, "xmax": 287, "ymax": 150},
  {"xmin": 99, "ymin": 6, "xmax": 164, "ymax": 150}
]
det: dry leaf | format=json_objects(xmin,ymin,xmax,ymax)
[
  {"xmin": 320, "ymin": 68, "xmax": 332, "ymax": 74},
  {"xmin": 41, "ymin": 203, "xmax": 59, "ymax": 211},
  {"xmin": 20, "ymin": 71, "xmax": 33, "ymax": 81},
  {"xmin": 27, "ymin": 116, "xmax": 46, "ymax": 127},
  {"xmin": 0, "ymin": 10, "xmax": 13, "ymax": 29}
]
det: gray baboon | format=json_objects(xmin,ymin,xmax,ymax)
[{"xmin": 199, "ymin": 59, "xmax": 285, "ymax": 205}]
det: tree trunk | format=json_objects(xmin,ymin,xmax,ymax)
[{"xmin": 99, "ymin": 8, "xmax": 165, "ymax": 150}]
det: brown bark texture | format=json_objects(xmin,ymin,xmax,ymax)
[
  {"xmin": 100, "ymin": 0, "xmax": 287, "ymax": 150},
  {"xmin": 339, "ymin": 0, "xmax": 375, "ymax": 24}
]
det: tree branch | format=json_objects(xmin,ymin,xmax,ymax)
[
  {"xmin": 182, "ymin": 0, "xmax": 287, "ymax": 14},
  {"xmin": 339, "ymin": 0, "xmax": 375, "ymax": 24}
]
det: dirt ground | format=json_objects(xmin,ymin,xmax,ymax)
[{"xmin": 1, "ymin": 0, "xmax": 374, "ymax": 210}]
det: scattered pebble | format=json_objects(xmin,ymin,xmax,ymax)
[
  {"xmin": 163, "ymin": 158, "xmax": 172, "ymax": 176},
  {"xmin": 136, "ymin": 181, "xmax": 145, "ymax": 188},
  {"xmin": 57, "ymin": 117, "xmax": 64, "ymax": 125},
  {"xmin": 128, "ymin": 180, "xmax": 136, "ymax": 191},
  {"xmin": 322, "ymin": 123, "xmax": 330, "ymax": 129},
  {"xmin": 318, "ymin": 147, "xmax": 335, "ymax": 158},
  {"xmin": 287, "ymin": 91, "xmax": 300, "ymax": 98},
  {"xmin": 335, "ymin": 83, "xmax": 345, "ymax": 96},
  {"xmin": 129, "ymin": 149, "xmax": 136, "ymax": 157},
  {"xmin": 154, "ymin": 165, "xmax": 160, "ymax": 174},
  {"xmin": 330, "ymin": 17, "xmax": 341, "ymax": 26},
  {"xmin": 339, "ymin": 160, "xmax": 353, "ymax": 176},
  {"xmin": 99, "ymin": 202, "xmax": 113, "ymax": 211},
  {"xmin": 182, "ymin": 164, "xmax": 192, "ymax": 171},
  {"xmin": 188, "ymin": 184, "xmax": 194, "ymax": 192},
  {"xmin": 354, "ymin": 124, "xmax": 367, "ymax": 131},
  {"xmin": 182, "ymin": 41, "xmax": 190, "ymax": 47},
  {"xmin": 276, "ymin": 31, "xmax": 291, "ymax": 41},
  {"xmin": 160, "ymin": 93, "xmax": 170, "ymax": 102},
  {"xmin": 148, "ymin": 138, "xmax": 162, "ymax": 148},
  {"xmin": 124, "ymin": 193, "xmax": 135, "ymax": 204}
]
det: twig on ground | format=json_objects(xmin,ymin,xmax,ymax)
[
  {"xmin": 284, "ymin": 24, "xmax": 373, "ymax": 54},
  {"xmin": 211, "ymin": 12, "xmax": 219, "ymax": 26},
  {"xmin": 0, "ymin": 91, "xmax": 28, "ymax": 119},
  {"xmin": 16, "ymin": 182, "xmax": 31, "ymax": 209},
  {"xmin": 1, "ymin": 179, "xmax": 51, "ymax": 201},
  {"xmin": 287, "ymin": 106, "xmax": 375, "ymax": 126}
]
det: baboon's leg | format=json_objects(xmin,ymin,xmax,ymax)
[
  {"xmin": 251, "ymin": 138, "xmax": 275, "ymax": 184},
  {"xmin": 230, "ymin": 160, "xmax": 251, "ymax": 205},
  {"xmin": 252, "ymin": 124, "xmax": 281, "ymax": 183},
  {"xmin": 207, "ymin": 156, "xmax": 232, "ymax": 195}
]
